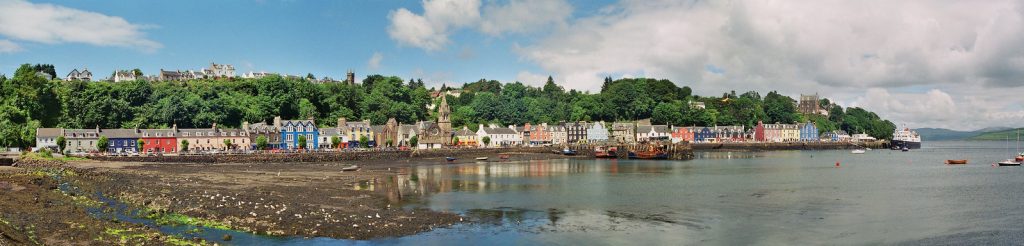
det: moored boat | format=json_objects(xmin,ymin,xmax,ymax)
[
  {"xmin": 445, "ymin": 157, "xmax": 457, "ymax": 162},
  {"xmin": 562, "ymin": 148, "xmax": 577, "ymax": 156},
  {"xmin": 475, "ymin": 157, "xmax": 489, "ymax": 161},
  {"xmin": 997, "ymin": 159, "xmax": 1021, "ymax": 166},
  {"xmin": 342, "ymin": 165, "xmax": 360, "ymax": 171},
  {"xmin": 945, "ymin": 159, "xmax": 968, "ymax": 165},
  {"xmin": 595, "ymin": 146, "xmax": 617, "ymax": 158},
  {"xmin": 628, "ymin": 145, "xmax": 668, "ymax": 160},
  {"xmin": 851, "ymin": 149, "xmax": 865, "ymax": 154},
  {"xmin": 499, "ymin": 154, "xmax": 510, "ymax": 160}
]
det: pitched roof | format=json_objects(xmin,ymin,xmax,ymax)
[
  {"xmin": 99, "ymin": 129, "xmax": 140, "ymax": 139},
  {"xmin": 36, "ymin": 128, "xmax": 62, "ymax": 138},
  {"xmin": 481, "ymin": 127, "xmax": 516, "ymax": 135}
]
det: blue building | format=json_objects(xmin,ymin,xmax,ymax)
[
  {"xmin": 799, "ymin": 122, "xmax": 818, "ymax": 141},
  {"xmin": 694, "ymin": 127, "xmax": 714, "ymax": 143},
  {"xmin": 101, "ymin": 129, "xmax": 140, "ymax": 153},
  {"xmin": 276, "ymin": 117, "xmax": 319, "ymax": 149}
]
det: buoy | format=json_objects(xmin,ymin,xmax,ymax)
[{"xmin": 835, "ymin": 161, "xmax": 840, "ymax": 167}]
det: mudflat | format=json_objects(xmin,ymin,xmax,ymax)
[{"xmin": 0, "ymin": 152, "xmax": 562, "ymax": 245}]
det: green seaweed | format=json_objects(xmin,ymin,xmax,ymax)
[{"xmin": 142, "ymin": 210, "xmax": 231, "ymax": 230}]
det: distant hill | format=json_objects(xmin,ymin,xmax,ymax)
[
  {"xmin": 968, "ymin": 128, "xmax": 1024, "ymax": 140},
  {"xmin": 915, "ymin": 127, "xmax": 1015, "ymax": 141}
]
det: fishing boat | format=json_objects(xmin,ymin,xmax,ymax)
[
  {"xmin": 595, "ymin": 146, "xmax": 618, "ymax": 158},
  {"xmin": 945, "ymin": 160, "xmax": 968, "ymax": 165},
  {"xmin": 342, "ymin": 165, "xmax": 360, "ymax": 171},
  {"xmin": 562, "ymin": 148, "xmax": 578, "ymax": 156},
  {"xmin": 851, "ymin": 149, "xmax": 866, "ymax": 154},
  {"xmin": 628, "ymin": 145, "xmax": 669, "ymax": 160},
  {"xmin": 891, "ymin": 125, "xmax": 922, "ymax": 149},
  {"xmin": 475, "ymin": 157, "xmax": 488, "ymax": 161},
  {"xmin": 901, "ymin": 146, "xmax": 909, "ymax": 152},
  {"xmin": 499, "ymin": 154, "xmax": 510, "ymax": 160},
  {"xmin": 445, "ymin": 157, "xmax": 457, "ymax": 162}
]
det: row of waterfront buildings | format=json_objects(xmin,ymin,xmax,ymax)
[
  {"xmin": 34, "ymin": 93, "xmax": 873, "ymax": 154},
  {"xmin": 34, "ymin": 120, "xmax": 869, "ymax": 154}
]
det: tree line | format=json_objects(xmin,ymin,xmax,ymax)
[{"xmin": 0, "ymin": 64, "xmax": 895, "ymax": 149}]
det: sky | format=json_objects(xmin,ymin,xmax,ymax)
[{"xmin": 1, "ymin": 0, "xmax": 1023, "ymax": 131}]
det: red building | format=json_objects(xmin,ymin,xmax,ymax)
[
  {"xmin": 754, "ymin": 121, "xmax": 765, "ymax": 142},
  {"xmin": 140, "ymin": 128, "xmax": 178, "ymax": 153},
  {"xmin": 670, "ymin": 127, "xmax": 694, "ymax": 143}
]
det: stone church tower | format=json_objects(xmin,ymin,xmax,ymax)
[{"xmin": 437, "ymin": 95, "xmax": 452, "ymax": 143}]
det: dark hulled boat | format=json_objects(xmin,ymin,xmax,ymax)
[{"xmin": 628, "ymin": 145, "xmax": 669, "ymax": 160}]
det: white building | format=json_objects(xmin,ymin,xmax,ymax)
[
  {"xmin": 113, "ymin": 70, "xmax": 137, "ymax": 82},
  {"xmin": 549, "ymin": 125, "xmax": 567, "ymax": 145},
  {"xmin": 476, "ymin": 124, "xmax": 520, "ymax": 147},
  {"xmin": 636, "ymin": 125, "xmax": 671, "ymax": 142},
  {"xmin": 242, "ymin": 71, "xmax": 275, "ymax": 79},
  {"xmin": 587, "ymin": 121, "xmax": 609, "ymax": 143},
  {"xmin": 205, "ymin": 63, "xmax": 236, "ymax": 78},
  {"xmin": 65, "ymin": 68, "xmax": 92, "ymax": 81},
  {"xmin": 35, "ymin": 128, "xmax": 63, "ymax": 151}
]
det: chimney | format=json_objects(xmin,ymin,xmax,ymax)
[
  {"xmin": 478, "ymin": 124, "xmax": 484, "ymax": 131},
  {"xmin": 242, "ymin": 121, "xmax": 250, "ymax": 131},
  {"xmin": 273, "ymin": 116, "xmax": 282, "ymax": 128},
  {"xmin": 172, "ymin": 123, "xmax": 177, "ymax": 132},
  {"xmin": 212, "ymin": 123, "xmax": 218, "ymax": 130},
  {"xmin": 337, "ymin": 118, "xmax": 347, "ymax": 128}
]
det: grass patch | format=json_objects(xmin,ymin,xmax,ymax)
[
  {"xmin": 143, "ymin": 211, "xmax": 231, "ymax": 230},
  {"xmin": 103, "ymin": 227, "xmax": 204, "ymax": 246},
  {"xmin": 20, "ymin": 151, "xmax": 88, "ymax": 162}
]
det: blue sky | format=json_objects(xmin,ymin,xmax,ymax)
[
  {"xmin": 1, "ymin": 0, "xmax": 609, "ymax": 87},
  {"xmin": 2, "ymin": 0, "xmax": 1023, "ymax": 130}
]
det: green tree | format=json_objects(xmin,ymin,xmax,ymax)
[
  {"xmin": 386, "ymin": 139, "xmax": 393, "ymax": 147},
  {"xmin": 181, "ymin": 139, "xmax": 190, "ymax": 152},
  {"xmin": 482, "ymin": 136, "xmax": 491, "ymax": 147},
  {"xmin": 137, "ymin": 139, "xmax": 145, "ymax": 150},
  {"xmin": 453, "ymin": 136, "xmax": 460, "ymax": 146},
  {"xmin": 409, "ymin": 135, "xmax": 418, "ymax": 147},
  {"xmin": 359, "ymin": 135, "xmax": 369, "ymax": 148},
  {"xmin": 223, "ymin": 139, "xmax": 232, "ymax": 150},
  {"xmin": 297, "ymin": 135, "xmax": 307, "ymax": 149},
  {"xmin": 330, "ymin": 136, "xmax": 340, "ymax": 148},
  {"xmin": 56, "ymin": 136, "xmax": 66, "ymax": 152},
  {"xmin": 97, "ymin": 136, "xmax": 109, "ymax": 152},
  {"xmin": 255, "ymin": 136, "xmax": 268, "ymax": 150}
]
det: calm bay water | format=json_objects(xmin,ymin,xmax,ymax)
[
  {"xmin": 79, "ymin": 141, "xmax": 1024, "ymax": 245},
  {"xmin": 365, "ymin": 141, "xmax": 1024, "ymax": 245}
]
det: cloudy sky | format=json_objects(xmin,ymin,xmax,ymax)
[{"xmin": 1, "ymin": 0, "xmax": 1022, "ymax": 131}]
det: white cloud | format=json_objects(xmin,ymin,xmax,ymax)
[
  {"xmin": 513, "ymin": 0, "xmax": 1024, "ymax": 130},
  {"xmin": 367, "ymin": 52, "xmax": 383, "ymax": 70},
  {"xmin": 0, "ymin": 0, "xmax": 161, "ymax": 52},
  {"xmin": 387, "ymin": 0, "xmax": 571, "ymax": 51},
  {"xmin": 479, "ymin": 0, "xmax": 572, "ymax": 36},
  {"xmin": 515, "ymin": 70, "xmax": 549, "ymax": 87},
  {"xmin": 0, "ymin": 39, "xmax": 21, "ymax": 53},
  {"xmin": 387, "ymin": 0, "xmax": 481, "ymax": 51}
]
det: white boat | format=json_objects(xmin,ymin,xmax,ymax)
[
  {"xmin": 997, "ymin": 159, "xmax": 1021, "ymax": 166},
  {"xmin": 342, "ymin": 165, "xmax": 360, "ymax": 171},
  {"xmin": 851, "ymin": 149, "xmax": 866, "ymax": 154},
  {"xmin": 475, "ymin": 157, "xmax": 488, "ymax": 161}
]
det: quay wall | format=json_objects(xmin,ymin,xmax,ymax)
[
  {"xmin": 691, "ymin": 141, "xmax": 886, "ymax": 151},
  {"xmin": 87, "ymin": 147, "xmax": 557, "ymax": 164}
]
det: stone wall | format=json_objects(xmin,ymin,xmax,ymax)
[{"xmin": 88, "ymin": 147, "xmax": 558, "ymax": 164}]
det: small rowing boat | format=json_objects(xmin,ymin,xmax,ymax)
[
  {"xmin": 499, "ymin": 154, "xmax": 509, "ymax": 160},
  {"xmin": 445, "ymin": 157, "xmax": 456, "ymax": 162},
  {"xmin": 475, "ymin": 157, "xmax": 488, "ymax": 161},
  {"xmin": 851, "ymin": 149, "xmax": 865, "ymax": 154},
  {"xmin": 944, "ymin": 159, "xmax": 967, "ymax": 165},
  {"xmin": 342, "ymin": 165, "xmax": 360, "ymax": 171}
]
